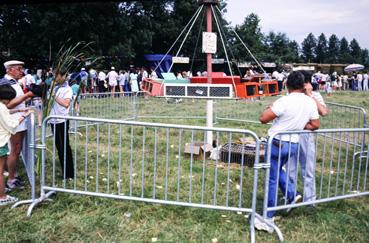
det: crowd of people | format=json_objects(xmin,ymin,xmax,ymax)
[
  {"xmin": 17, "ymin": 66, "xmax": 159, "ymax": 96},
  {"xmin": 249, "ymin": 68, "xmax": 369, "ymax": 95}
]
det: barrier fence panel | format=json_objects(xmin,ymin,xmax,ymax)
[
  {"xmin": 12, "ymin": 112, "xmax": 37, "ymax": 208},
  {"xmin": 77, "ymin": 93, "xmax": 367, "ymax": 131},
  {"xmin": 214, "ymin": 97, "xmax": 279, "ymax": 125},
  {"xmin": 261, "ymin": 128, "xmax": 369, "ymax": 239},
  {"xmin": 28, "ymin": 115, "xmax": 263, "ymax": 243},
  {"xmin": 78, "ymin": 92, "xmax": 211, "ymax": 121},
  {"xmin": 323, "ymin": 102, "xmax": 367, "ymax": 129}
]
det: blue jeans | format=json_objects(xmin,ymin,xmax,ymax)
[{"xmin": 267, "ymin": 139, "xmax": 298, "ymax": 218}]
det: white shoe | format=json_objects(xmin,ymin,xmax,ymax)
[
  {"xmin": 286, "ymin": 194, "xmax": 302, "ymax": 213},
  {"xmin": 0, "ymin": 195, "xmax": 18, "ymax": 206},
  {"xmin": 254, "ymin": 216, "xmax": 275, "ymax": 233}
]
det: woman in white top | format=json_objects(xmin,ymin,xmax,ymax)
[{"xmin": 130, "ymin": 70, "xmax": 139, "ymax": 93}]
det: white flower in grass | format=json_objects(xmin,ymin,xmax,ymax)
[
  {"xmin": 89, "ymin": 176, "xmax": 94, "ymax": 179},
  {"xmin": 156, "ymin": 185, "xmax": 163, "ymax": 189},
  {"xmin": 236, "ymin": 184, "xmax": 240, "ymax": 190},
  {"xmin": 221, "ymin": 182, "xmax": 225, "ymax": 185},
  {"xmin": 151, "ymin": 238, "xmax": 158, "ymax": 242},
  {"xmin": 132, "ymin": 173, "xmax": 137, "ymax": 177},
  {"xmin": 211, "ymin": 239, "xmax": 218, "ymax": 243},
  {"xmin": 221, "ymin": 215, "xmax": 227, "ymax": 218},
  {"xmin": 226, "ymin": 220, "xmax": 231, "ymax": 223},
  {"xmin": 330, "ymin": 170, "xmax": 335, "ymax": 174},
  {"xmin": 88, "ymin": 150, "xmax": 92, "ymax": 153},
  {"xmin": 170, "ymin": 144, "xmax": 174, "ymax": 148},
  {"xmin": 237, "ymin": 211, "xmax": 242, "ymax": 215},
  {"xmin": 175, "ymin": 155, "xmax": 179, "ymax": 159},
  {"xmin": 101, "ymin": 154, "xmax": 105, "ymax": 158},
  {"xmin": 86, "ymin": 180, "xmax": 90, "ymax": 184},
  {"xmin": 229, "ymin": 179, "xmax": 233, "ymax": 183},
  {"xmin": 124, "ymin": 212, "xmax": 131, "ymax": 218},
  {"xmin": 102, "ymin": 178, "xmax": 107, "ymax": 182}
]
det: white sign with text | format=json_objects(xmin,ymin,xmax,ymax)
[{"xmin": 202, "ymin": 32, "xmax": 217, "ymax": 54}]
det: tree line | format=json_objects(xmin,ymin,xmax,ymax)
[{"xmin": 0, "ymin": 1, "xmax": 368, "ymax": 70}]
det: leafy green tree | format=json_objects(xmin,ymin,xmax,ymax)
[
  {"xmin": 361, "ymin": 49, "xmax": 369, "ymax": 67},
  {"xmin": 287, "ymin": 40, "xmax": 301, "ymax": 63},
  {"xmin": 315, "ymin": 33, "xmax": 328, "ymax": 63},
  {"xmin": 301, "ymin": 33, "xmax": 317, "ymax": 63},
  {"xmin": 232, "ymin": 13, "xmax": 265, "ymax": 62},
  {"xmin": 327, "ymin": 34, "xmax": 340, "ymax": 63},
  {"xmin": 264, "ymin": 31, "xmax": 300, "ymax": 64},
  {"xmin": 339, "ymin": 37, "xmax": 352, "ymax": 63},
  {"xmin": 349, "ymin": 38, "xmax": 362, "ymax": 63}
]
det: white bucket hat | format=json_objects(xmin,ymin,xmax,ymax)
[{"xmin": 4, "ymin": 60, "xmax": 24, "ymax": 69}]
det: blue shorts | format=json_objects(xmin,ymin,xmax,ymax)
[{"xmin": 0, "ymin": 144, "xmax": 9, "ymax": 157}]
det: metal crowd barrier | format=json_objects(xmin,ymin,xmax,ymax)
[
  {"xmin": 261, "ymin": 128, "xmax": 369, "ymax": 240},
  {"xmin": 76, "ymin": 92, "xmax": 367, "ymax": 129},
  {"xmin": 12, "ymin": 112, "xmax": 37, "ymax": 209},
  {"xmin": 16, "ymin": 92, "xmax": 368, "ymax": 242},
  {"xmin": 323, "ymin": 102, "xmax": 367, "ymax": 129},
  {"xmin": 28, "ymin": 115, "xmax": 263, "ymax": 243}
]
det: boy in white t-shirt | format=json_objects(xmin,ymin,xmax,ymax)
[
  {"xmin": 107, "ymin": 67, "xmax": 118, "ymax": 95},
  {"xmin": 0, "ymin": 84, "xmax": 32, "ymax": 205},
  {"xmin": 256, "ymin": 71, "xmax": 320, "ymax": 232},
  {"xmin": 49, "ymin": 72, "xmax": 74, "ymax": 179}
]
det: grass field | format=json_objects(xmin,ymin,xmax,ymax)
[{"xmin": 1, "ymin": 91, "xmax": 369, "ymax": 242}]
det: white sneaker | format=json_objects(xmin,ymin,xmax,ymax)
[
  {"xmin": 254, "ymin": 216, "xmax": 275, "ymax": 233},
  {"xmin": 0, "ymin": 195, "xmax": 18, "ymax": 206},
  {"xmin": 286, "ymin": 194, "xmax": 302, "ymax": 213}
]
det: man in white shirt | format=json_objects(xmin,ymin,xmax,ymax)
[
  {"xmin": 0, "ymin": 60, "xmax": 36, "ymax": 190},
  {"xmin": 357, "ymin": 73, "xmax": 363, "ymax": 91},
  {"xmin": 363, "ymin": 72, "xmax": 368, "ymax": 91},
  {"xmin": 149, "ymin": 67, "xmax": 158, "ymax": 79},
  {"xmin": 107, "ymin": 67, "xmax": 118, "ymax": 95},
  {"xmin": 98, "ymin": 70, "xmax": 107, "ymax": 94},
  {"xmin": 257, "ymin": 71, "xmax": 320, "ymax": 230},
  {"xmin": 141, "ymin": 67, "xmax": 148, "ymax": 79}
]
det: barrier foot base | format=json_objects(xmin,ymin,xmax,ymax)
[
  {"xmin": 11, "ymin": 199, "xmax": 35, "ymax": 209},
  {"xmin": 26, "ymin": 191, "xmax": 56, "ymax": 217},
  {"xmin": 254, "ymin": 214, "xmax": 284, "ymax": 242}
]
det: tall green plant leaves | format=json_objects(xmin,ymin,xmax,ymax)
[{"xmin": 43, "ymin": 41, "xmax": 100, "ymax": 118}]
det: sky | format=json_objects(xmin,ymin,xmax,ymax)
[{"xmin": 224, "ymin": 0, "xmax": 369, "ymax": 49}]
